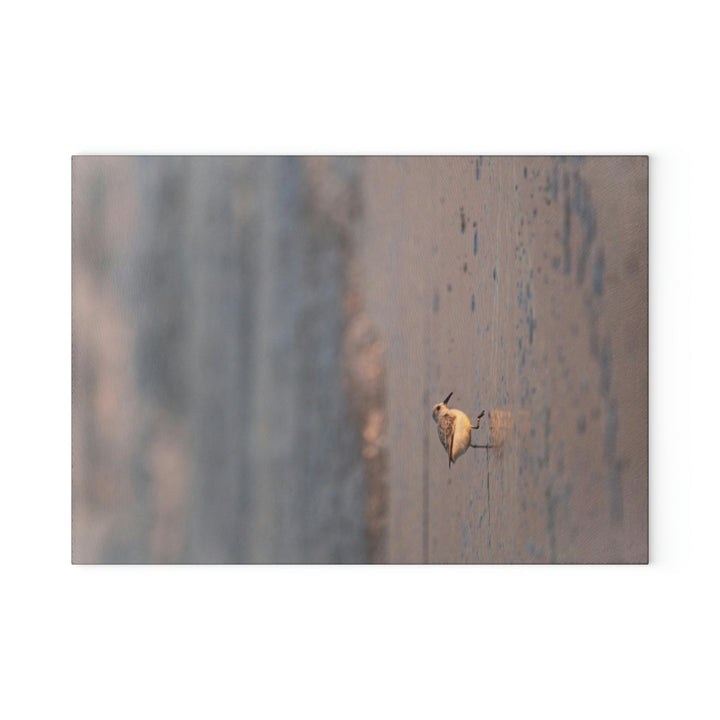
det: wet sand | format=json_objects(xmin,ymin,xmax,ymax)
[{"xmin": 359, "ymin": 157, "xmax": 647, "ymax": 562}]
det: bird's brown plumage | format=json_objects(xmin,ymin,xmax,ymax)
[{"xmin": 436, "ymin": 413, "xmax": 455, "ymax": 468}]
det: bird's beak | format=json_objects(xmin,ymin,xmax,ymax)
[{"xmin": 443, "ymin": 391, "xmax": 453, "ymax": 404}]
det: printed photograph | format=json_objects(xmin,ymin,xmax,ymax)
[{"xmin": 72, "ymin": 156, "xmax": 648, "ymax": 563}]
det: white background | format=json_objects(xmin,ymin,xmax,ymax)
[{"xmin": 2, "ymin": 1, "xmax": 717, "ymax": 717}]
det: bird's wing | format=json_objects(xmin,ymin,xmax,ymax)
[{"xmin": 437, "ymin": 413, "xmax": 455, "ymax": 468}]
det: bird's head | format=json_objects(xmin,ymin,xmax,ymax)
[{"xmin": 432, "ymin": 391, "xmax": 453, "ymax": 422}]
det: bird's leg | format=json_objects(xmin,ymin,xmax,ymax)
[
  {"xmin": 472, "ymin": 411, "xmax": 492, "ymax": 447},
  {"xmin": 470, "ymin": 410, "xmax": 486, "ymax": 429}
]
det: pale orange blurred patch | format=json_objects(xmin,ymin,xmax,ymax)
[
  {"xmin": 148, "ymin": 418, "xmax": 188, "ymax": 562},
  {"xmin": 490, "ymin": 409, "xmax": 514, "ymax": 447}
]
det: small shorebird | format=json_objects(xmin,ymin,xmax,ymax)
[{"xmin": 432, "ymin": 392, "xmax": 493, "ymax": 468}]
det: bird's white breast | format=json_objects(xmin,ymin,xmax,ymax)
[{"xmin": 450, "ymin": 409, "xmax": 472, "ymax": 460}]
